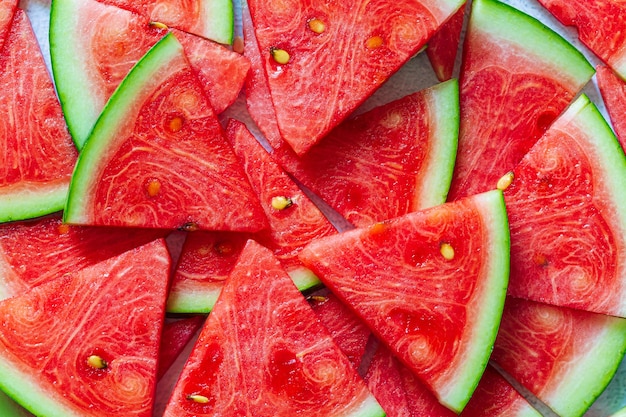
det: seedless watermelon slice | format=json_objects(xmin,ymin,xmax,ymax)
[
  {"xmin": 504, "ymin": 94, "xmax": 626, "ymax": 316},
  {"xmin": 0, "ymin": 239, "xmax": 171, "ymax": 417},
  {"xmin": 164, "ymin": 240, "xmax": 385, "ymax": 417},
  {"xmin": 0, "ymin": 8, "xmax": 78, "ymax": 222},
  {"xmin": 246, "ymin": 0, "xmax": 465, "ymax": 155},
  {"xmin": 447, "ymin": 0, "xmax": 594, "ymax": 200},
  {"xmin": 299, "ymin": 189, "xmax": 510, "ymax": 413},
  {"xmin": 426, "ymin": 4, "xmax": 466, "ymax": 82},
  {"xmin": 64, "ymin": 33, "xmax": 267, "ymax": 231},
  {"xmin": 596, "ymin": 65, "xmax": 626, "ymax": 150},
  {"xmin": 491, "ymin": 297, "xmax": 626, "ymax": 417}
]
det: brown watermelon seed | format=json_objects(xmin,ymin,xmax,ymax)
[
  {"xmin": 87, "ymin": 355, "xmax": 107, "ymax": 370},
  {"xmin": 365, "ymin": 35, "xmax": 384, "ymax": 50},
  {"xmin": 179, "ymin": 222, "xmax": 199, "ymax": 232},
  {"xmin": 497, "ymin": 171, "xmax": 515, "ymax": 191},
  {"xmin": 168, "ymin": 116, "xmax": 184, "ymax": 132},
  {"xmin": 440, "ymin": 242, "xmax": 455, "ymax": 260},
  {"xmin": 57, "ymin": 223, "xmax": 71, "ymax": 235},
  {"xmin": 149, "ymin": 21, "xmax": 169, "ymax": 30},
  {"xmin": 145, "ymin": 178, "xmax": 161, "ymax": 197},
  {"xmin": 187, "ymin": 394, "xmax": 210, "ymax": 404},
  {"xmin": 271, "ymin": 196, "xmax": 293, "ymax": 210},
  {"xmin": 270, "ymin": 47, "xmax": 290, "ymax": 64},
  {"xmin": 232, "ymin": 36, "xmax": 244, "ymax": 54},
  {"xmin": 214, "ymin": 241, "xmax": 234, "ymax": 255},
  {"xmin": 308, "ymin": 18, "xmax": 326, "ymax": 34}
]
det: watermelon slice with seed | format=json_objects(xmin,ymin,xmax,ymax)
[
  {"xmin": 299, "ymin": 189, "xmax": 510, "ymax": 413},
  {"xmin": 0, "ymin": 8, "xmax": 78, "ymax": 222},
  {"xmin": 50, "ymin": 0, "xmax": 249, "ymax": 149},
  {"xmin": 537, "ymin": 0, "xmax": 626, "ymax": 81},
  {"xmin": 64, "ymin": 33, "xmax": 267, "ymax": 231},
  {"xmin": 246, "ymin": 0, "xmax": 465, "ymax": 155},
  {"xmin": 504, "ymin": 94, "xmax": 626, "ymax": 317},
  {"xmin": 0, "ymin": 238, "xmax": 171, "ymax": 417},
  {"xmin": 491, "ymin": 297, "xmax": 626, "ymax": 417},
  {"xmin": 426, "ymin": 4, "xmax": 466, "ymax": 82},
  {"xmin": 596, "ymin": 64, "xmax": 626, "ymax": 150},
  {"xmin": 447, "ymin": 0, "xmax": 594, "ymax": 201},
  {"xmin": 163, "ymin": 239, "xmax": 385, "ymax": 417},
  {"xmin": 280, "ymin": 79, "xmax": 459, "ymax": 228}
]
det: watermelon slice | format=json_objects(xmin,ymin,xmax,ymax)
[
  {"xmin": 299, "ymin": 189, "xmax": 510, "ymax": 413},
  {"xmin": 0, "ymin": 0, "xmax": 17, "ymax": 50},
  {"xmin": 504, "ymin": 94, "xmax": 626, "ymax": 316},
  {"xmin": 246, "ymin": 0, "xmax": 465, "ymax": 155},
  {"xmin": 491, "ymin": 297, "xmax": 626, "ymax": 417},
  {"xmin": 447, "ymin": 0, "xmax": 594, "ymax": 201},
  {"xmin": 0, "ymin": 8, "xmax": 78, "ymax": 222},
  {"xmin": 426, "ymin": 4, "xmax": 466, "ymax": 82},
  {"xmin": 537, "ymin": 0, "xmax": 626, "ymax": 81},
  {"xmin": 596, "ymin": 64, "xmax": 626, "ymax": 150},
  {"xmin": 280, "ymin": 79, "xmax": 459, "ymax": 227},
  {"xmin": 64, "ymin": 33, "xmax": 267, "ymax": 231},
  {"xmin": 163, "ymin": 239, "xmax": 385, "ymax": 416},
  {"xmin": 0, "ymin": 238, "xmax": 171, "ymax": 416},
  {"xmin": 157, "ymin": 316, "xmax": 205, "ymax": 380},
  {"xmin": 50, "ymin": 0, "xmax": 250, "ymax": 149}
]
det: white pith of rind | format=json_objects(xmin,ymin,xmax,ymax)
[
  {"xmin": 0, "ymin": 181, "xmax": 69, "ymax": 223},
  {"xmin": 201, "ymin": 0, "xmax": 234, "ymax": 45}
]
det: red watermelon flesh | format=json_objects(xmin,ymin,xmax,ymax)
[
  {"xmin": 0, "ymin": 0, "xmax": 17, "ymax": 50},
  {"xmin": 537, "ymin": 0, "xmax": 626, "ymax": 81},
  {"xmin": 246, "ymin": 0, "xmax": 464, "ymax": 155},
  {"xmin": 490, "ymin": 297, "xmax": 626, "ymax": 417},
  {"xmin": 299, "ymin": 189, "xmax": 510, "ymax": 413},
  {"xmin": 0, "ymin": 214, "xmax": 166, "ymax": 300},
  {"xmin": 596, "ymin": 64, "xmax": 626, "ymax": 150},
  {"xmin": 0, "ymin": 8, "xmax": 78, "ymax": 222},
  {"xmin": 157, "ymin": 316, "xmax": 205, "ymax": 381},
  {"xmin": 426, "ymin": 4, "xmax": 466, "ymax": 82},
  {"xmin": 447, "ymin": 0, "xmax": 594, "ymax": 201},
  {"xmin": 0, "ymin": 238, "xmax": 171, "ymax": 417},
  {"xmin": 504, "ymin": 94, "xmax": 626, "ymax": 317},
  {"xmin": 163, "ymin": 239, "xmax": 384, "ymax": 416}
]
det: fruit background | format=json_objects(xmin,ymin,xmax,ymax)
[{"xmin": 16, "ymin": 0, "xmax": 626, "ymax": 415}]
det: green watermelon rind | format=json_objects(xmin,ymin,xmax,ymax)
[
  {"xmin": 198, "ymin": 0, "xmax": 234, "ymax": 45},
  {"xmin": 0, "ymin": 183, "xmax": 68, "ymax": 223},
  {"xmin": 470, "ymin": 0, "xmax": 594, "ymax": 85},
  {"xmin": 540, "ymin": 315, "xmax": 626, "ymax": 417},
  {"xmin": 417, "ymin": 78, "xmax": 459, "ymax": 208},
  {"xmin": 0, "ymin": 390, "xmax": 30, "ymax": 417},
  {"xmin": 63, "ymin": 33, "xmax": 184, "ymax": 224},
  {"xmin": 342, "ymin": 393, "xmax": 386, "ymax": 417},
  {"xmin": 439, "ymin": 189, "xmax": 510, "ymax": 412}
]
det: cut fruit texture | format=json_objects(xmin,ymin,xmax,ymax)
[
  {"xmin": 537, "ymin": 0, "xmax": 626, "ymax": 81},
  {"xmin": 246, "ymin": 0, "xmax": 465, "ymax": 155},
  {"xmin": 278, "ymin": 79, "xmax": 459, "ymax": 228},
  {"xmin": 491, "ymin": 297, "xmax": 626, "ymax": 417},
  {"xmin": 50, "ymin": 0, "xmax": 249, "ymax": 149},
  {"xmin": 0, "ymin": 0, "xmax": 17, "ymax": 50},
  {"xmin": 0, "ymin": 239, "xmax": 171, "ymax": 417},
  {"xmin": 64, "ymin": 33, "xmax": 267, "ymax": 231},
  {"xmin": 447, "ymin": 0, "xmax": 594, "ymax": 201},
  {"xmin": 163, "ymin": 240, "xmax": 385, "ymax": 417},
  {"xmin": 299, "ymin": 189, "xmax": 510, "ymax": 413},
  {"xmin": 157, "ymin": 316, "xmax": 205, "ymax": 381},
  {"xmin": 0, "ymin": 8, "xmax": 78, "ymax": 222},
  {"xmin": 0, "ymin": 214, "xmax": 165, "ymax": 301},
  {"xmin": 426, "ymin": 4, "xmax": 466, "ymax": 82},
  {"xmin": 504, "ymin": 94, "xmax": 626, "ymax": 317},
  {"xmin": 596, "ymin": 64, "xmax": 626, "ymax": 150}
]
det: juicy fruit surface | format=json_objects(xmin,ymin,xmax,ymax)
[
  {"xmin": 164, "ymin": 240, "xmax": 384, "ymax": 417},
  {"xmin": 597, "ymin": 64, "xmax": 626, "ymax": 149},
  {"xmin": 426, "ymin": 5, "xmax": 466, "ymax": 82}
]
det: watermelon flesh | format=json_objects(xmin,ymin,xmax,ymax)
[
  {"xmin": 299, "ymin": 189, "xmax": 510, "ymax": 413},
  {"xmin": 163, "ymin": 239, "xmax": 385, "ymax": 417},
  {"xmin": 504, "ymin": 94, "xmax": 626, "ymax": 317},
  {"xmin": 0, "ymin": 239, "xmax": 171, "ymax": 417},
  {"xmin": 447, "ymin": 0, "xmax": 594, "ymax": 200},
  {"xmin": 0, "ymin": 8, "xmax": 78, "ymax": 222},
  {"xmin": 157, "ymin": 316, "xmax": 205, "ymax": 381},
  {"xmin": 596, "ymin": 64, "xmax": 626, "ymax": 150},
  {"xmin": 426, "ymin": 4, "xmax": 466, "ymax": 82},
  {"xmin": 0, "ymin": 0, "xmax": 17, "ymax": 50}
]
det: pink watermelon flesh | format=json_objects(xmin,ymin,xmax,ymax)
[
  {"xmin": 447, "ymin": 0, "xmax": 593, "ymax": 201},
  {"xmin": 0, "ymin": 214, "xmax": 166, "ymax": 300},
  {"xmin": 596, "ymin": 64, "xmax": 626, "ymax": 150},
  {"xmin": 503, "ymin": 95, "xmax": 626, "ymax": 316},
  {"xmin": 299, "ymin": 189, "xmax": 509, "ymax": 413},
  {"xmin": 246, "ymin": 0, "xmax": 463, "ymax": 155},
  {"xmin": 491, "ymin": 297, "xmax": 626, "ymax": 417},
  {"xmin": 426, "ymin": 4, "xmax": 465, "ymax": 82},
  {"xmin": 537, "ymin": 0, "xmax": 626, "ymax": 80},
  {"xmin": 0, "ymin": 0, "xmax": 17, "ymax": 50},
  {"xmin": 157, "ymin": 316, "xmax": 205, "ymax": 380},
  {"xmin": 163, "ymin": 239, "xmax": 383, "ymax": 416},
  {"xmin": 0, "ymin": 239, "xmax": 171, "ymax": 417},
  {"xmin": 0, "ymin": 8, "xmax": 78, "ymax": 221}
]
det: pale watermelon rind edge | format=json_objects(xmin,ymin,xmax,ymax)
[
  {"xmin": 341, "ymin": 393, "xmax": 386, "ymax": 417},
  {"xmin": 438, "ymin": 189, "xmax": 510, "ymax": 413},
  {"xmin": 63, "ymin": 33, "xmax": 183, "ymax": 224},
  {"xmin": 200, "ymin": 0, "xmax": 235, "ymax": 45},
  {"xmin": 470, "ymin": 0, "xmax": 594, "ymax": 86},
  {"xmin": 539, "ymin": 316, "xmax": 626, "ymax": 417},
  {"xmin": 416, "ymin": 78, "xmax": 459, "ymax": 209},
  {"xmin": 0, "ymin": 183, "xmax": 68, "ymax": 223}
]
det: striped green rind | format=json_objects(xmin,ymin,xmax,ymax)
[
  {"xmin": 470, "ymin": 0, "xmax": 594, "ymax": 85},
  {"xmin": 201, "ymin": 0, "xmax": 234, "ymax": 45},
  {"xmin": 0, "ymin": 183, "xmax": 68, "ymax": 223}
]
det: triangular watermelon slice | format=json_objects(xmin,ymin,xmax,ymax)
[
  {"xmin": 157, "ymin": 316, "xmax": 205, "ymax": 381},
  {"xmin": 0, "ymin": 8, "xmax": 78, "ymax": 222},
  {"xmin": 490, "ymin": 297, "xmax": 626, "ymax": 417},
  {"xmin": 0, "ymin": 238, "xmax": 171, "ymax": 416},
  {"xmin": 596, "ymin": 64, "xmax": 626, "ymax": 150},
  {"xmin": 64, "ymin": 33, "xmax": 267, "ymax": 231},
  {"xmin": 537, "ymin": 0, "xmax": 626, "ymax": 81},
  {"xmin": 50, "ymin": 0, "xmax": 250, "ymax": 149},
  {"xmin": 299, "ymin": 189, "xmax": 510, "ymax": 413},
  {"xmin": 447, "ymin": 0, "xmax": 594, "ymax": 201},
  {"xmin": 163, "ymin": 239, "xmax": 385, "ymax": 416},
  {"xmin": 246, "ymin": 0, "xmax": 465, "ymax": 155},
  {"xmin": 503, "ymin": 94, "xmax": 626, "ymax": 317},
  {"xmin": 426, "ymin": 4, "xmax": 466, "ymax": 82}
]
